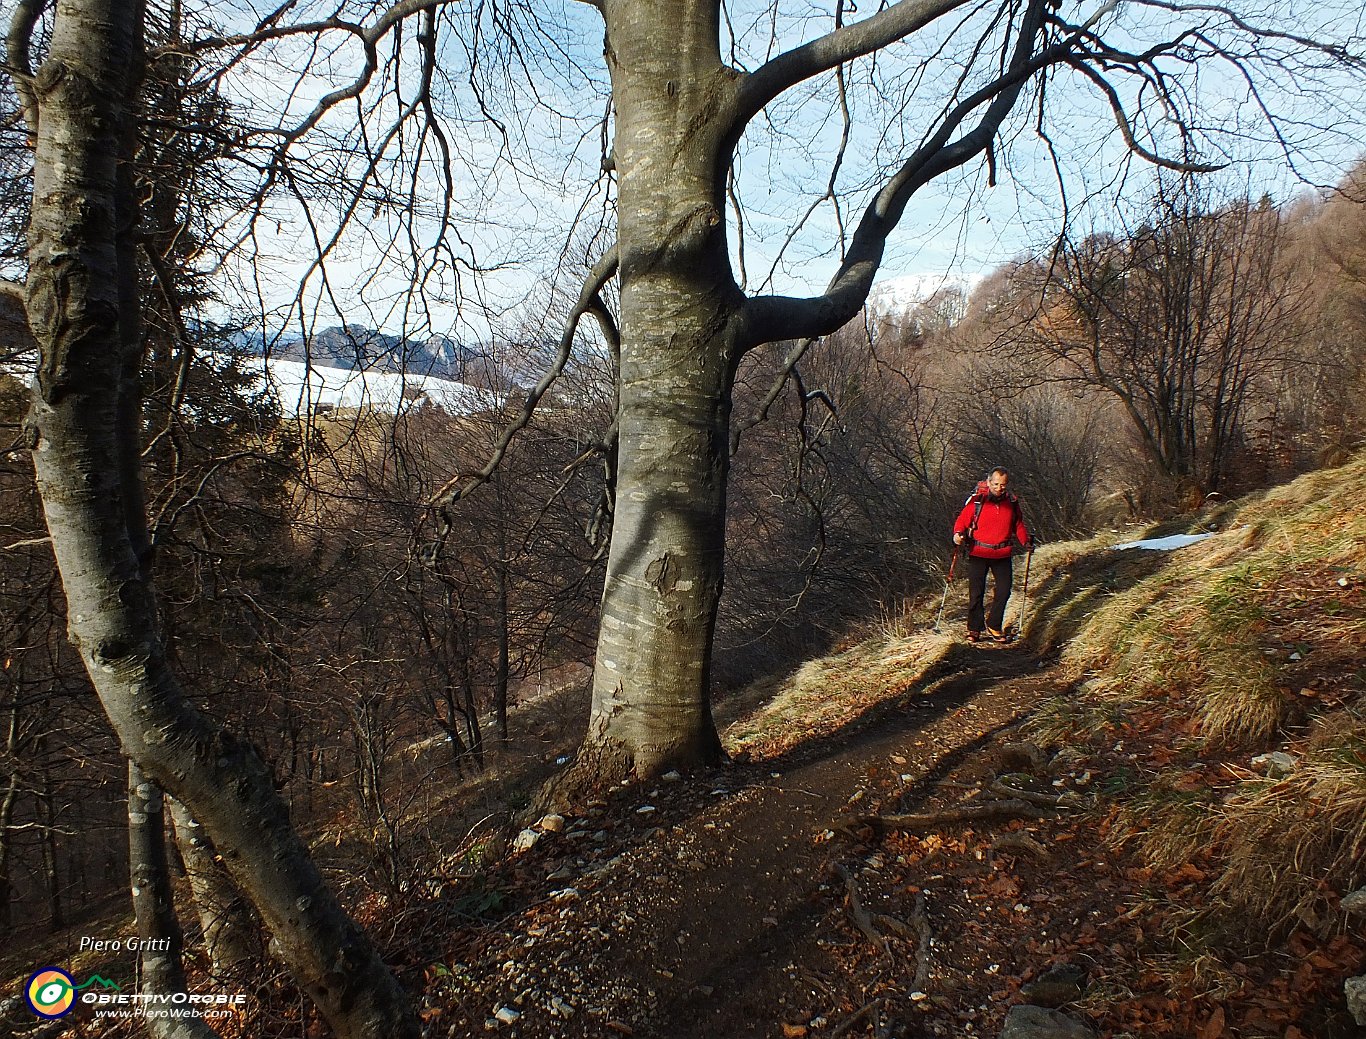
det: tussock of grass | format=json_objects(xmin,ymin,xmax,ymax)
[
  {"xmin": 1205, "ymin": 714, "xmax": 1366, "ymax": 937},
  {"xmin": 1116, "ymin": 785, "xmax": 1219, "ymax": 872},
  {"xmin": 1028, "ymin": 694, "xmax": 1124, "ymax": 747},
  {"xmin": 1034, "ymin": 451, "xmax": 1366, "ymax": 940}
]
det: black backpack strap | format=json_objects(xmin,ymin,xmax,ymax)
[{"xmin": 966, "ymin": 494, "xmax": 986, "ymax": 539}]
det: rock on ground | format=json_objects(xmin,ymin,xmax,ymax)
[
  {"xmin": 1345, "ymin": 975, "xmax": 1366, "ymax": 1026},
  {"xmin": 997, "ymin": 1003, "xmax": 1097, "ymax": 1039}
]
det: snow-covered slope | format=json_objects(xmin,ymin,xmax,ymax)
[
  {"xmin": 866, "ymin": 272, "xmax": 984, "ymax": 317},
  {"xmin": 217, "ymin": 353, "xmax": 504, "ymax": 416}
]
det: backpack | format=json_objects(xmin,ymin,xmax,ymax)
[{"xmin": 964, "ymin": 480, "xmax": 1024, "ymax": 549}]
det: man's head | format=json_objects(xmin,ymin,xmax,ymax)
[{"xmin": 986, "ymin": 467, "xmax": 1009, "ymax": 497}]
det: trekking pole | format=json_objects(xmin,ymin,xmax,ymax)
[
  {"xmin": 933, "ymin": 548, "xmax": 960, "ymax": 633},
  {"xmin": 1016, "ymin": 547, "xmax": 1034, "ymax": 635}
]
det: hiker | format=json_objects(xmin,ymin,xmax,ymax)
[{"xmin": 951, "ymin": 467, "xmax": 1033, "ymax": 642}]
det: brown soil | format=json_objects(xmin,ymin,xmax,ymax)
[{"xmin": 402, "ymin": 634, "xmax": 1363, "ymax": 1039}]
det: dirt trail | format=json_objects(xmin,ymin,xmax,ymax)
[{"xmin": 434, "ymin": 639, "xmax": 1065, "ymax": 1038}]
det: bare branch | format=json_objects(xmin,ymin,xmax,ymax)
[
  {"xmin": 734, "ymin": 0, "xmax": 974, "ymax": 139},
  {"xmin": 5, "ymin": 0, "xmax": 48, "ymax": 133},
  {"xmin": 741, "ymin": 0, "xmax": 1055, "ymax": 347},
  {"xmin": 426, "ymin": 247, "xmax": 620, "ymax": 514},
  {"xmin": 1068, "ymin": 60, "xmax": 1226, "ymax": 173}
]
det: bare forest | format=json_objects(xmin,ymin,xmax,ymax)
[{"xmin": 1, "ymin": 1, "xmax": 1365, "ymax": 1038}]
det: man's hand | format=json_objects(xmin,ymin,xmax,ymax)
[{"xmin": 953, "ymin": 532, "xmax": 964, "ymax": 546}]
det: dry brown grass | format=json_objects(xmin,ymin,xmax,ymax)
[
  {"xmin": 724, "ymin": 625, "xmax": 952, "ymax": 758},
  {"xmin": 1022, "ymin": 451, "xmax": 1366, "ymax": 941},
  {"xmin": 1204, "ymin": 713, "xmax": 1366, "ymax": 936},
  {"xmin": 1059, "ymin": 452, "xmax": 1366, "ymax": 748}
]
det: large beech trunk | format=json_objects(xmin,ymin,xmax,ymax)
[
  {"xmin": 22, "ymin": 4, "xmax": 415, "ymax": 1037},
  {"xmin": 577, "ymin": 2, "xmax": 744, "ymax": 779}
]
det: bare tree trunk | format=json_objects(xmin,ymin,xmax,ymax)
[
  {"xmin": 566, "ymin": 2, "xmax": 740, "ymax": 785},
  {"xmin": 167, "ymin": 798, "xmax": 257, "ymax": 978},
  {"xmin": 129, "ymin": 762, "xmax": 220, "ymax": 1039},
  {"xmin": 39, "ymin": 762, "xmax": 62, "ymax": 929},
  {"xmin": 0, "ymin": 706, "xmax": 21, "ymax": 930},
  {"xmin": 495, "ymin": 559, "xmax": 510, "ymax": 742},
  {"xmin": 20, "ymin": 4, "xmax": 416, "ymax": 1036}
]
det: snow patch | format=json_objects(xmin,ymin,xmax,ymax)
[
  {"xmin": 1111, "ymin": 532, "xmax": 1215, "ymax": 551},
  {"xmin": 211, "ymin": 352, "xmax": 502, "ymax": 416},
  {"xmin": 866, "ymin": 272, "xmax": 984, "ymax": 315}
]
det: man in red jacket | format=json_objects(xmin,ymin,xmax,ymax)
[{"xmin": 952, "ymin": 467, "xmax": 1032, "ymax": 642}]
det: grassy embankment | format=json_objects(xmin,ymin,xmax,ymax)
[{"xmin": 726, "ymin": 452, "xmax": 1365, "ymax": 944}]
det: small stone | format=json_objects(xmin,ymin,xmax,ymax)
[
  {"xmin": 909, "ymin": 991, "xmax": 929, "ymax": 1001},
  {"xmin": 781, "ymin": 1024, "xmax": 808, "ymax": 1037},
  {"xmin": 493, "ymin": 1006, "xmax": 520, "ymax": 1024},
  {"xmin": 998, "ymin": 1005, "xmax": 1096, "ymax": 1039},
  {"xmin": 661, "ymin": 770, "xmax": 682, "ymax": 782},
  {"xmin": 539, "ymin": 814, "xmax": 566, "ymax": 833},
  {"xmin": 762, "ymin": 916, "xmax": 779, "ymax": 926},
  {"xmin": 1341, "ymin": 889, "xmax": 1366, "ymax": 918},
  {"xmin": 998, "ymin": 742, "xmax": 1046, "ymax": 773},
  {"xmin": 1339, "ymin": 577, "xmax": 1350, "ymax": 588},
  {"xmin": 1019, "ymin": 963, "xmax": 1088, "ymax": 1007},
  {"xmin": 1251, "ymin": 751, "xmax": 1298, "ymax": 776},
  {"xmin": 636, "ymin": 805, "xmax": 657, "ymax": 814},
  {"xmin": 512, "ymin": 828, "xmax": 542, "ymax": 853},
  {"xmin": 1346, "ymin": 976, "xmax": 1366, "ymax": 1026},
  {"xmin": 1289, "ymin": 651, "xmax": 1303, "ymax": 661},
  {"xmin": 550, "ymin": 995, "xmax": 575, "ymax": 1018}
]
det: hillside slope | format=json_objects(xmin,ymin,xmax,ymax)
[
  {"xmin": 396, "ymin": 453, "xmax": 1363, "ymax": 1038},
  {"xmin": 4, "ymin": 456, "xmax": 1362, "ymax": 1039}
]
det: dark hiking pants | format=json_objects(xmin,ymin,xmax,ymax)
[{"xmin": 966, "ymin": 555, "xmax": 1013, "ymax": 633}]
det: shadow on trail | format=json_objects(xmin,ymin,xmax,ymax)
[
  {"xmin": 720, "ymin": 538, "xmax": 1173, "ymax": 781},
  {"xmin": 754, "ymin": 641, "xmax": 1044, "ymax": 776}
]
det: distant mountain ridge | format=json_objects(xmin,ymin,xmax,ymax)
[{"xmin": 236, "ymin": 324, "xmax": 484, "ymax": 382}]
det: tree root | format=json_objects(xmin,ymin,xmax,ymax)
[
  {"xmin": 988, "ymin": 778, "xmax": 1084, "ymax": 808},
  {"xmin": 831, "ymin": 866, "xmax": 935, "ymax": 990},
  {"xmin": 837, "ymin": 797, "xmax": 1052, "ymax": 834},
  {"xmin": 987, "ymin": 832, "xmax": 1051, "ymax": 864},
  {"xmin": 830, "ymin": 996, "xmax": 883, "ymax": 1038},
  {"xmin": 833, "ymin": 863, "xmax": 889, "ymax": 957}
]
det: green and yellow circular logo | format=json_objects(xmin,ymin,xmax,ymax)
[{"xmin": 24, "ymin": 967, "xmax": 75, "ymax": 1018}]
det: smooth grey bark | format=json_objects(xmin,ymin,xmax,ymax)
[
  {"xmin": 167, "ymin": 798, "xmax": 257, "ymax": 978},
  {"xmin": 565, "ymin": 0, "xmax": 1051, "ymax": 785},
  {"xmin": 18, "ymin": 3, "xmax": 417, "ymax": 1037},
  {"xmin": 129, "ymin": 762, "xmax": 220, "ymax": 1039}
]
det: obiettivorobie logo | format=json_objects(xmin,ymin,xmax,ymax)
[{"xmin": 23, "ymin": 968, "xmax": 120, "ymax": 1019}]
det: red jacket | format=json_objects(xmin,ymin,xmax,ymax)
[{"xmin": 953, "ymin": 485, "xmax": 1030, "ymax": 560}]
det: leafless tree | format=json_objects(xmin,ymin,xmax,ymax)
[{"xmin": 1014, "ymin": 177, "xmax": 1307, "ymax": 502}]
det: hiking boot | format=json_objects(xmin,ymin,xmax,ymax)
[
  {"xmin": 987, "ymin": 626, "xmax": 1009, "ymax": 641},
  {"xmin": 966, "ymin": 630, "xmax": 981, "ymax": 642}
]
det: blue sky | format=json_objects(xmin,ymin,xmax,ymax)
[{"xmin": 197, "ymin": 0, "xmax": 1365, "ymax": 345}]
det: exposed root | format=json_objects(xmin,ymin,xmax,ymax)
[
  {"xmin": 830, "ymin": 996, "xmax": 883, "ymax": 1038},
  {"xmin": 838, "ymin": 798, "xmax": 1052, "ymax": 835},
  {"xmin": 833, "ymin": 863, "xmax": 889, "ymax": 957},
  {"xmin": 987, "ymin": 832, "xmax": 1051, "ymax": 864},
  {"xmin": 988, "ymin": 777, "xmax": 1084, "ymax": 808}
]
